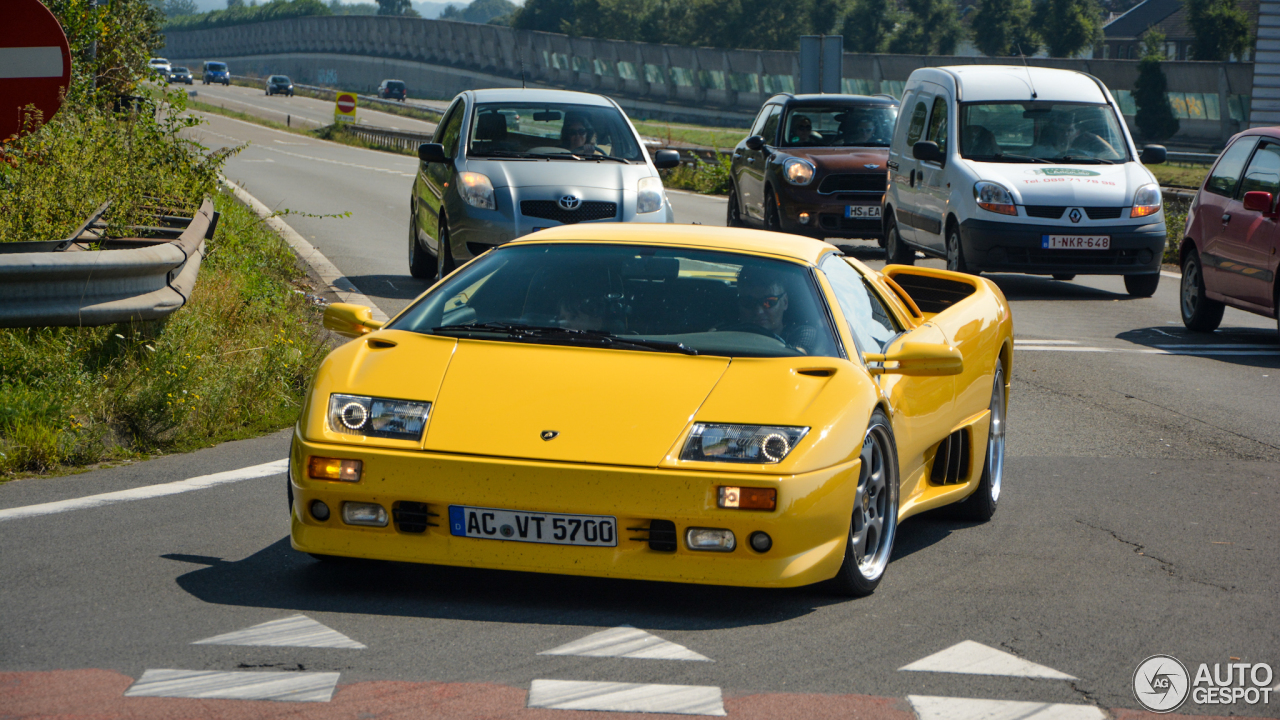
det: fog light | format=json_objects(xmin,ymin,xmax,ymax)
[
  {"xmin": 718, "ymin": 486, "xmax": 777, "ymax": 510},
  {"xmin": 308, "ymin": 456, "xmax": 362, "ymax": 482},
  {"xmin": 309, "ymin": 500, "xmax": 330, "ymax": 521},
  {"xmin": 686, "ymin": 527, "xmax": 736, "ymax": 552},
  {"xmin": 1138, "ymin": 249, "xmax": 1154, "ymax": 264},
  {"xmin": 798, "ymin": 212, "xmax": 810, "ymax": 225},
  {"xmin": 342, "ymin": 502, "xmax": 388, "ymax": 527},
  {"xmin": 749, "ymin": 531, "xmax": 773, "ymax": 553}
]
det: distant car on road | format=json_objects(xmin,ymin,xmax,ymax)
[
  {"xmin": 408, "ymin": 88, "xmax": 681, "ymax": 280},
  {"xmin": 728, "ymin": 93, "xmax": 898, "ymax": 246},
  {"xmin": 202, "ymin": 61, "xmax": 230, "ymax": 86},
  {"xmin": 1179, "ymin": 127, "xmax": 1280, "ymax": 338},
  {"xmin": 266, "ymin": 75, "xmax": 294, "ymax": 96},
  {"xmin": 378, "ymin": 79, "xmax": 407, "ymax": 101},
  {"xmin": 148, "ymin": 57, "xmax": 171, "ymax": 76},
  {"xmin": 168, "ymin": 67, "xmax": 193, "ymax": 85}
]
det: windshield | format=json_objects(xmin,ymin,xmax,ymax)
[
  {"xmin": 173, "ymin": 68, "xmax": 188, "ymax": 73},
  {"xmin": 466, "ymin": 102, "xmax": 644, "ymax": 161},
  {"xmin": 386, "ymin": 81, "xmax": 405, "ymax": 90},
  {"xmin": 207, "ymin": 63, "xmax": 226, "ymax": 71},
  {"xmin": 781, "ymin": 105, "xmax": 897, "ymax": 148},
  {"xmin": 960, "ymin": 102, "xmax": 1130, "ymax": 163},
  {"xmin": 389, "ymin": 244, "xmax": 842, "ymax": 359}
]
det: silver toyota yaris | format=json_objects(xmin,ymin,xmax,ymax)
[{"xmin": 409, "ymin": 88, "xmax": 680, "ymax": 279}]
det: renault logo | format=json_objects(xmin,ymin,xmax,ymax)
[
  {"xmin": 558, "ymin": 195, "xmax": 581, "ymax": 211},
  {"xmin": 1069, "ymin": 208, "xmax": 1083, "ymax": 223},
  {"xmin": 540, "ymin": 430, "xmax": 559, "ymax": 441}
]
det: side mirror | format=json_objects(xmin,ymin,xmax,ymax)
[
  {"xmin": 323, "ymin": 303, "xmax": 384, "ymax": 338},
  {"xmin": 912, "ymin": 141, "xmax": 943, "ymax": 163},
  {"xmin": 418, "ymin": 142, "xmax": 448, "ymax": 164},
  {"xmin": 1141, "ymin": 144, "xmax": 1167, "ymax": 165},
  {"xmin": 864, "ymin": 341, "xmax": 963, "ymax": 376},
  {"xmin": 652, "ymin": 149, "xmax": 681, "ymax": 169},
  {"xmin": 745, "ymin": 135, "xmax": 765, "ymax": 151},
  {"xmin": 1243, "ymin": 190, "xmax": 1274, "ymax": 213}
]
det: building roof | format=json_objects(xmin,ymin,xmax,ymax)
[{"xmin": 1104, "ymin": 0, "xmax": 1182, "ymax": 38}]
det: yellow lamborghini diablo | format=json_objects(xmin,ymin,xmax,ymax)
[{"xmin": 290, "ymin": 224, "xmax": 1013, "ymax": 596}]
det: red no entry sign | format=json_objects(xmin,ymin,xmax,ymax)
[
  {"xmin": 336, "ymin": 94, "xmax": 356, "ymax": 113},
  {"xmin": 0, "ymin": 0, "xmax": 72, "ymax": 140}
]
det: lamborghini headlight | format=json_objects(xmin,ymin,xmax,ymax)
[
  {"xmin": 681, "ymin": 423, "xmax": 809, "ymax": 464},
  {"xmin": 327, "ymin": 394, "xmax": 431, "ymax": 441},
  {"xmin": 637, "ymin": 176, "xmax": 665, "ymax": 214}
]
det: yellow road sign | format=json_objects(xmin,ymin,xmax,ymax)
[{"xmin": 334, "ymin": 92, "xmax": 357, "ymax": 123}]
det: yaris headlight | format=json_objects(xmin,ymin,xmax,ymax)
[
  {"xmin": 327, "ymin": 394, "xmax": 431, "ymax": 441},
  {"xmin": 1132, "ymin": 184, "xmax": 1161, "ymax": 218},
  {"xmin": 458, "ymin": 172, "xmax": 496, "ymax": 210},
  {"xmin": 681, "ymin": 423, "xmax": 810, "ymax": 463},
  {"xmin": 783, "ymin": 157, "xmax": 816, "ymax": 186},
  {"xmin": 637, "ymin": 176, "xmax": 665, "ymax": 214}
]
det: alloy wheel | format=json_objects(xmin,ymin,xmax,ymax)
[{"xmin": 853, "ymin": 424, "xmax": 897, "ymax": 581}]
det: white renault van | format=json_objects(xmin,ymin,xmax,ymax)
[{"xmin": 883, "ymin": 65, "xmax": 1168, "ymax": 296}]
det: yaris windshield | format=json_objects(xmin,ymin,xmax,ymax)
[
  {"xmin": 389, "ymin": 244, "xmax": 843, "ymax": 359},
  {"xmin": 466, "ymin": 102, "xmax": 644, "ymax": 162},
  {"xmin": 960, "ymin": 102, "xmax": 1130, "ymax": 163}
]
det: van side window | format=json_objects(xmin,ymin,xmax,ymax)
[
  {"xmin": 926, "ymin": 96, "xmax": 948, "ymax": 157},
  {"xmin": 438, "ymin": 102, "xmax": 465, "ymax": 158},
  {"xmin": 1206, "ymin": 136, "xmax": 1259, "ymax": 198},
  {"xmin": 760, "ymin": 106, "xmax": 782, "ymax": 146},
  {"xmin": 905, "ymin": 101, "xmax": 929, "ymax": 147}
]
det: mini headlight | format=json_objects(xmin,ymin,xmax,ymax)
[
  {"xmin": 974, "ymin": 181, "xmax": 1017, "ymax": 216},
  {"xmin": 1132, "ymin": 184, "xmax": 1162, "ymax": 218},
  {"xmin": 327, "ymin": 394, "xmax": 430, "ymax": 441},
  {"xmin": 637, "ymin": 176, "xmax": 665, "ymax": 214},
  {"xmin": 783, "ymin": 157, "xmax": 816, "ymax": 186},
  {"xmin": 681, "ymin": 423, "xmax": 809, "ymax": 464},
  {"xmin": 457, "ymin": 171, "xmax": 496, "ymax": 210}
]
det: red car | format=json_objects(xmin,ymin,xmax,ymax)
[{"xmin": 1180, "ymin": 128, "xmax": 1280, "ymax": 337}]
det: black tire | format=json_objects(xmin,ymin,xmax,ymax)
[
  {"xmin": 726, "ymin": 183, "xmax": 745, "ymax": 227},
  {"xmin": 408, "ymin": 205, "xmax": 435, "ymax": 279},
  {"xmin": 437, "ymin": 222, "xmax": 457, "ymax": 279},
  {"xmin": 1180, "ymin": 250, "xmax": 1224, "ymax": 332},
  {"xmin": 876, "ymin": 235, "xmax": 887, "ymax": 248},
  {"xmin": 885, "ymin": 215, "xmax": 914, "ymax": 265},
  {"xmin": 945, "ymin": 224, "xmax": 974, "ymax": 274},
  {"xmin": 952, "ymin": 359, "xmax": 1005, "ymax": 522},
  {"xmin": 764, "ymin": 188, "xmax": 782, "ymax": 232},
  {"xmin": 829, "ymin": 408, "xmax": 900, "ymax": 597},
  {"xmin": 1124, "ymin": 273, "xmax": 1160, "ymax": 297},
  {"xmin": 1052, "ymin": 273, "xmax": 1076, "ymax": 281}
]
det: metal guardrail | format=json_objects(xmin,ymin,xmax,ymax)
[
  {"xmin": 1166, "ymin": 151, "xmax": 1219, "ymax": 164},
  {"xmin": 0, "ymin": 199, "xmax": 218, "ymax": 328},
  {"xmin": 337, "ymin": 122, "xmax": 433, "ymax": 152},
  {"xmin": 225, "ymin": 74, "xmax": 444, "ymax": 121}
]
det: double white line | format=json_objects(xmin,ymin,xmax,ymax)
[{"xmin": 1016, "ymin": 339, "xmax": 1280, "ymax": 356}]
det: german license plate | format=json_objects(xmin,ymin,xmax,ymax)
[
  {"xmin": 448, "ymin": 505, "xmax": 617, "ymax": 547},
  {"xmin": 1042, "ymin": 235, "xmax": 1110, "ymax": 249},
  {"xmin": 845, "ymin": 205, "xmax": 882, "ymax": 219}
]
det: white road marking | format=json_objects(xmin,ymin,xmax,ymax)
[
  {"xmin": 908, "ymin": 696, "xmax": 1105, "ymax": 720},
  {"xmin": 0, "ymin": 459, "xmax": 287, "ymax": 522},
  {"xmin": 193, "ymin": 614, "xmax": 365, "ymax": 649},
  {"xmin": 242, "ymin": 158, "xmax": 275, "ymax": 163},
  {"xmin": 1015, "ymin": 340, "xmax": 1080, "ymax": 345},
  {"xmin": 1015, "ymin": 346, "xmax": 1279, "ymax": 356},
  {"xmin": 0, "ymin": 47, "xmax": 63, "ymax": 79},
  {"xmin": 899, "ymin": 640, "xmax": 1075, "ymax": 679},
  {"xmin": 539, "ymin": 625, "xmax": 711, "ymax": 661},
  {"xmin": 527, "ymin": 680, "xmax": 725, "ymax": 716},
  {"xmin": 124, "ymin": 669, "xmax": 339, "ymax": 703},
  {"xmin": 221, "ymin": 177, "xmax": 389, "ymax": 322},
  {"xmin": 1161, "ymin": 270, "xmax": 1182, "ymax": 279},
  {"xmin": 199, "ymin": 124, "xmax": 413, "ymax": 177}
]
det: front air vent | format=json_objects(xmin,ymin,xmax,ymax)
[
  {"xmin": 629, "ymin": 520, "xmax": 678, "ymax": 552},
  {"xmin": 1024, "ymin": 205, "xmax": 1066, "ymax": 219},
  {"xmin": 818, "ymin": 173, "xmax": 887, "ymax": 194},
  {"xmin": 393, "ymin": 501, "xmax": 439, "ymax": 533},
  {"xmin": 930, "ymin": 430, "xmax": 971, "ymax": 485},
  {"xmin": 1083, "ymin": 206, "xmax": 1124, "ymax": 220},
  {"xmin": 520, "ymin": 200, "xmax": 617, "ymax": 224}
]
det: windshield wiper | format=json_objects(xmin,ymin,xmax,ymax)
[
  {"xmin": 580, "ymin": 153, "xmax": 632, "ymax": 164},
  {"xmin": 1054, "ymin": 156, "xmax": 1116, "ymax": 165},
  {"xmin": 430, "ymin": 322, "xmax": 698, "ymax": 355},
  {"xmin": 966, "ymin": 153, "xmax": 1052, "ymax": 164},
  {"xmin": 469, "ymin": 150, "xmax": 583, "ymax": 161}
]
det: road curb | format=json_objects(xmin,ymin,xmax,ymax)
[{"xmin": 220, "ymin": 177, "xmax": 389, "ymax": 322}]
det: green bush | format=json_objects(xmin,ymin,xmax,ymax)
[
  {"xmin": 660, "ymin": 153, "xmax": 732, "ymax": 195},
  {"xmin": 162, "ymin": 0, "xmax": 330, "ymax": 31}
]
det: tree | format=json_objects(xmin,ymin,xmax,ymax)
[
  {"xmin": 842, "ymin": 0, "xmax": 899, "ymax": 53},
  {"xmin": 377, "ymin": 0, "xmax": 414, "ymax": 14},
  {"xmin": 151, "ymin": 0, "xmax": 198, "ymax": 15},
  {"xmin": 1133, "ymin": 30, "xmax": 1179, "ymax": 142},
  {"xmin": 440, "ymin": 0, "xmax": 515, "ymax": 22},
  {"xmin": 511, "ymin": 0, "xmax": 576, "ymax": 32},
  {"xmin": 886, "ymin": 0, "xmax": 964, "ymax": 55},
  {"xmin": 1032, "ymin": 0, "xmax": 1102, "ymax": 57},
  {"xmin": 227, "ymin": 0, "xmax": 245, "ymax": 7},
  {"xmin": 1186, "ymin": 0, "xmax": 1251, "ymax": 60},
  {"xmin": 971, "ymin": 0, "xmax": 1039, "ymax": 56}
]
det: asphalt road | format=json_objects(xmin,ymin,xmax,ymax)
[
  {"xmin": 1, "ymin": 110, "xmax": 1277, "ymax": 720},
  {"xmin": 189, "ymin": 82, "xmax": 439, "ymax": 134}
]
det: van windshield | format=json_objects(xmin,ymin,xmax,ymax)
[
  {"xmin": 959, "ymin": 102, "xmax": 1129, "ymax": 164},
  {"xmin": 206, "ymin": 63, "xmax": 227, "ymax": 71}
]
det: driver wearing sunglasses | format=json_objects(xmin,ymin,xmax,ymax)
[
  {"xmin": 720, "ymin": 268, "xmax": 817, "ymax": 354},
  {"xmin": 561, "ymin": 115, "xmax": 597, "ymax": 156}
]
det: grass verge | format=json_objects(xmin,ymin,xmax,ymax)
[
  {"xmin": 0, "ymin": 190, "xmax": 332, "ymax": 479},
  {"xmin": 188, "ymin": 99, "xmax": 417, "ymax": 156},
  {"xmin": 632, "ymin": 119, "xmax": 746, "ymax": 150},
  {"xmin": 1148, "ymin": 162, "xmax": 1211, "ymax": 189}
]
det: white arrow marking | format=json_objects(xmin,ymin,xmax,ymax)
[
  {"xmin": 193, "ymin": 614, "xmax": 365, "ymax": 649},
  {"xmin": 908, "ymin": 696, "xmax": 1106, "ymax": 720},
  {"xmin": 0, "ymin": 47, "xmax": 63, "ymax": 79},
  {"xmin": 528, "ymin": 680, "xmax": 725, "ymax": 716},
  {"xmin": 125, "ymin": 669, "xmax": 340, "ymax": 702},
  {"xmin": 539, "ymin": 625, "xmax": 711, "ymax": 661},
  {"xmin": 900, "ymin": 640, "xmax": 1076, "ymax": 679}
]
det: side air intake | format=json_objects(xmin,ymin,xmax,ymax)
[
  {"xmin": 628, "ymin": 520, "xmax": 678, "ymax": 552},
  {"xmin": 930, "ymin": 430, "xmax": 971, "ymax": 485}
]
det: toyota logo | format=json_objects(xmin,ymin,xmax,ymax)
[
  {"xmin": 558, "ymin": 195, "xmax": 581, "ymax": 211},
  {"xmin": 1069, "ymin": 208, "xmax": 1082, "ymax": 223}
]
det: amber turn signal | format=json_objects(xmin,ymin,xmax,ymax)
[
  {"xmin": 718, "ymin": 486, "xmax": 777, "ymax": 510},
  {"xmin": 308, "ymin": 456, "xmax": 362, "ymax": 482}
]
